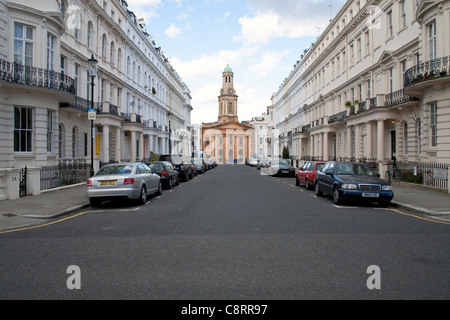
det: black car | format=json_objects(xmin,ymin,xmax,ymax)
[
  {"xmin": 314, "ymin": 161, "xmax": 394, "ymax": 205},
  {"xmin": 147, "ymin": 161, "xmax": 179, "ymax": 189},
  {"xmin": 159, "ymin": 154, "xmax": 193, "ymax": 182}
]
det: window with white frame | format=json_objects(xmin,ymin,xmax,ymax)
[
  {"xmin": 14, "ymin": 23, "xmax": 33, "ymax": 66},
  {"xmin": 14, "ymin": 107, "xmax": 33, "ymax": 152},
  {"xmin": 47, "ymin": 34, "xmax": 55, "ymax": 71},
  {"xmin": 400, "ymin": 0, "xmax": 406, "ymax": 28},
  {"xmin": 47, "ymin": 110, "xmax": 53, "ymax": 152},
  {"xmin": 387, "ymin": 10, "xmax": 393, "ymax": 38},
  {"xmin": 430, "ymin": 102, "xmax": 438, "ymax": 147},
  {"xmin": 428, "ymin": 20, "xmax": 437, "ymax": 60}
]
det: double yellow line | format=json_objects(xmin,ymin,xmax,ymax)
[
  {"xmin": 0, "ymin": 211, "xmax": 89, "ymax": 235},
  {"xmin": 388, "ymin": 208, "xmax": 450, "ymax": 225}
]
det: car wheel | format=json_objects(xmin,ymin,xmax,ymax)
[
  {"xmin": 333, "ymin": 186, "xmax": 341, "ymax": 205},
  {"xmin": 138, "ymin": 185, "xmax": 147, "ymax": 204},
  {"xmin": 154, "ymin": 182, "xmax": 162, "ymax": 196},
  {"xmin": 176, "ymin": 176, "xmax": 180, "ymax": 186},
  {"xmin": 315, "ymin": 182, "xmax": 323, "ymax": 197},
  {"xmin": 165, "ymin": 178, "xmax": 172, "ymax": 190}
]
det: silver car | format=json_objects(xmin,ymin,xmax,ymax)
[{"xmin": 87, "ymin": 162, "xmax": 161, "ymax": 206}]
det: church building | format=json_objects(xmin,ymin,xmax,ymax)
[{"xmin": 201, "ymin": 65, "xmax": 254, "ymax": 164}]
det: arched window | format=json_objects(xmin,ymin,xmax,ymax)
[
  {"xmin": 117, "ymin": 48, "xmax": 122, "ymax": 69},
  {"xmin": 101, "ymin": 34, "xmax": 107, "ymax": 58},
  {"xmin": 87, "ymin": 22, "xmax": 93, "ymax": 48},
  {"xmin": 110, "ymin": 41, "xmax": 115, "ymax": 64},
  {"xmin": 228, "ymin": 102, "xmax": 233, "ymax": 114},
  {"xmin": 126, "ymin": 56, "xmax": 131, "ymax": 77}
]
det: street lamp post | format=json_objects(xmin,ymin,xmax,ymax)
[{"xmin": 87, "ymin": 54, "xmax": 98, "ymax": 177}]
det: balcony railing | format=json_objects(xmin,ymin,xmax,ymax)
[
  {"xmin": 404, "ymin": 56, "xmax": 449, "ymax": 87},
  {"xmin": 385, "ymin": 89, "xmax": 420, "ymax": 107},
  {"xmin": 0, "ymin": 58, "xmax": 76, "ymax": 95},
  {"xmin": 60, "ymin": 96, "xmax": 97, "ymax": 112},
  {"xmin": 328, "ymin": 110, "xmax": 347, "ymax": 124}
]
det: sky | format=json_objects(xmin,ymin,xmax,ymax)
[{"xmin": 127, "ymin": 0, "xmax": 346, "ymax": 125}]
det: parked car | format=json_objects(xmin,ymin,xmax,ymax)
[
  {"xmin": 269, "ymin": 158, "xmax": 295, "ymax": 177},
  {"xmin": 296, "ymin": 161, "xmax": 326, "ymax": 189},
  {"xmin": 159, "ymin": 154, "xmax": 193, "ymax": 182},
  {"xmin": 147, "ymin": 161, "xmax": 179, "ymax": 189},
  {"xmin": 206, "ymin": 158, "xmax": 217, "ymax": 168},
  {"xmin": 314, "ymin": 161, "xmax": 394, "ymax": 205},
  {"xmin": 248, "ymin": 157, "xmax": 259, "ymax": 167},
  {"xmin": 192, "ymin": 158, "xmax": 207, "ymax": 174},
  {"xmin": 257, "ymin": 157, "xmax": 270, "ymax": 170},
  {"xmin": 86, "ymin": 162, "xmax": 161, "ymax": 206}
]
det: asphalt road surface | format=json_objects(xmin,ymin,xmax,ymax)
[{"xmin": 1, "ymin": 164, "xmax": 449, "ymax": 302}]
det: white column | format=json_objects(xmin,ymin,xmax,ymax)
[
  {"xmin": 138, "ymin": 132, "xmax": 144, "ymax": 160},
  {"xmin": 115, "ymin": 127, "xmax": 121, "ymax": 162},
  {"xmin": 377, "ymin": 120, "xmax": 385, "ymax": 162},
  {"xmin": 130, "ymin": 131, "xmax": 136, "ymax": 161},
  {"xmin": 102, "ymin": 125, "xmax": 110, "ymax": 163},
  {"xmin": 367, "ymin": 121, "xmax": 373, "ymax": 159},
  {"xmin": 346, "ymin": 126, "xmax": 352, "ymax": 159},
  {"xmin": 323, "ymin": 132, "xmax": 329, "ymax": 161}
]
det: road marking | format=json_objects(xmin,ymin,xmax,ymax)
[
  {"xmin": 0, "ymin": 211, "xmax": 90, "ymax": 234},
  {"xmin": 387, "ymin": 208, "xmax": 450, "ymax": 225}
]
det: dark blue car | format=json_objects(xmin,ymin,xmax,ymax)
[{"xmin": 314, "ymin": 161, "xmax": 394, "ymax": 205}]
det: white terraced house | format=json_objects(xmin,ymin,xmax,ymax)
[
  {"xmin": 0, "ymin": 0, "xmax": 193, "ymax": 200},
  {"xmin": 272, "ymin": 0, "xmax": 450, "ymax": 192}
]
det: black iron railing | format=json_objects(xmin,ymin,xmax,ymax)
[
  {"xmin": 385, "ymin": 89, "xmax": 420, "ymax": 107},
  {"xmin": 404, "ymin": 56, "xmax": 450, "ymax": 87},
  {"xmin": 0, "ymin": 58, "xmax": 76, "ymax": 95}
]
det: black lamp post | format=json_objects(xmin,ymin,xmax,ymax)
[
  {"xmin": 168, "ymin": 111, "xmax": 172, "ymax": 154},
  {"xmin": 87, "ymin": 54, "xmax": 98, "ymax": 177}
]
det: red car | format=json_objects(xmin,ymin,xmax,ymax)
[{"xmin": 296, "ymin": 161, "xmax": 326, "ymax": 190}]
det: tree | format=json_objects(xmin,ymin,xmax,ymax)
[{"xmin": 282, "ymin": 146, "xmax": 290, "ymax": 159}]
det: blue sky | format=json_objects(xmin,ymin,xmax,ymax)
[{"xmin": 128, "ymin": 0, "xmax": 346, "ymax": 124}]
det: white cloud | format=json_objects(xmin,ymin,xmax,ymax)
[
  {"xmin": 235, "ymin": 11, "xmax": 323, "ymax": 45},
  {"xmin": 248, "ymin": 50, "xmax": 291, "ymax": 77},
  {"xmin": 165, "ymin": 23, "xmax": 182, "ymax": 39},
  {"xmin": 170, "ymin": 46, "xmax": 259, "ymax": 80}
]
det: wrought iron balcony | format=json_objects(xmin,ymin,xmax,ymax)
[
  {"xmin": 0, "ymin": 58, "xmax": 76, "ymax": 95},
  {"xmin": 385, "ymin": 89, "xmax": 420, "ymax": 107},
  {"xmin": 328, "ymin": 110, "xmax": 347, "ymax": 124},
  {"xmin": 404, "ymin": 56, "xmax": 449, "ymax": 87}
]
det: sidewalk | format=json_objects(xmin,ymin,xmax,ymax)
[
  {"xmin": 0, "ymin": 184, "xmax": 90, "ymax": 232},
  {"xmin": 1, "ymin": 182, "xmax": 449, "ymax": 232}
]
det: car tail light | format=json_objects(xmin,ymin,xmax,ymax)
[
  {"xmin": 87, "ymin": 180, "xmax": 92, "ymax": 187},
  {"xmin": 124, "ymin": 178, "xmax": 135, "ymax": 185},
  {"xmin": 161, "ymin": 171, "xmax": 168, "ymax": 177}
]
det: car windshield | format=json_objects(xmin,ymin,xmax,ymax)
[
  {"xmin": 275, "ymin": 159, "xmax": 290, "ymax": 165},
  {"xmin": 149, "ymin": 163, "xmax": 164, "ymax": 171},
  {"xmin": 193, "ymin": 159, "xmax": 202, "ymax": 164},
  {"xmin": 335, "ymin": 163, "xmax": 376, "ymax": 176},
  {"xmin": 95, "ymin": 164, "xmax": 134, "ymax": 176}
]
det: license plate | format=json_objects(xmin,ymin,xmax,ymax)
[
  {"xmin": 362, "ymin": 193, "xmax": 379, "ymax": 198},
  {"xmin": 282, "ymin": 170, "xmax": 289, "ymax": 173},
  {"xmin": 99, "ymin": 180, "xmax": 117, "ymax": 186}
]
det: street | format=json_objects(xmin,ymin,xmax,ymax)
[{"xmin": 1, "ymin": 164, "xmax": 449, "ymax": 301}]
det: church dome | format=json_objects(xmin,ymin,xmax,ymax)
[{"xmin": 223, "ymin": 64, "xmax": 233, "ymax": 73}]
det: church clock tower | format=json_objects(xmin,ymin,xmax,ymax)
[{"xmin": 218, "ymin": 65, "xmax": 238, "ymax": 123}]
